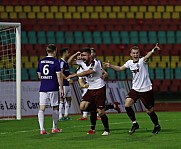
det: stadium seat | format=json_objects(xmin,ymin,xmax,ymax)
[
  {"xmin": 106, "ymin": 68, "xmax": 116, "ymax": 80},
  {"xmin": 155, "ymin": 68, "xmax": 164, "ymax": 79},
  {"xmin": 175, "ymin": 67, "xmax": 181, "ymax": 79},
  {"xmin": 21, "ymin": 68, "xmax": 29, "ymax": 80},
  {"xmin": 27, "ymin": 31, "xmax": 36, "ymax": 39},
  {"xmin": 117, "ymin": 71, "xmax": 126, "ymax": 80},
  {"xmin": 28, "ymin": 68, "xmax": 38, "ymax": 80},
  {"xmin": 148, "ymin": 68, "xmax": 154, "ymax": 80},
  {"xmin": 165, "ymin": 68, "xmax": 173, "ymax": 79}
]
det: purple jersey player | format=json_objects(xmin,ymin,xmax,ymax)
[{"xmin": 37, "ymin": 44, "xmax": 64, "ymax": 135}]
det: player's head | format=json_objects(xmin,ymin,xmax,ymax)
[
  {"xmin": 90, "ymin": 48, "xmax": 96, "ymax": 58},
  {"xmin": 46, "ymin": 44, "xmax": 57, "ymax": 57},
  {"xmin": 60, "ymin": 48, "xmax": 69, "ymax": 58},
  {"xmin": 130, "ymin": 46, "xmax": 140, "ymax": 62},
  {"xmin": 80, "ymin": 47, "xmax": 92, "ymax": 64}
]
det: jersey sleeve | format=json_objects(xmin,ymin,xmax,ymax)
[
  {"xmin": 59, "ymin": 60, "xmax": 64, "ymax": 70},
  {"xmin": 55, "ymin": 60, "xmax": 61, "ymax": 73},
  {"xmin": 124, "ymin": 60, "xmax": 131, "ymax": 68}
]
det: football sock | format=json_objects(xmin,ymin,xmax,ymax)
[
  {"xmin": 38, "ymin": 110, "xmax": 44, "ymax": 131},
  {"xmin": 59, "ymin": 101, "xmax": 64, "ymax": 118},
  {"xmin": 90, "ymin": 111, "xmax": 97, "ymax": 130},
  {"xmin": 52, "ymin": 110, "xmax": 59, "ymax": 129},
  {"xmin": 83, "ymin": 111, "xmax": 88, "ymax": 118},
  {"xmin": 100, "ymin": 114, "xmax": 109, "ymax": 132},
  {"xmin": 65, "ymin": 101, "xmax": 71, "ymax": 117},
  {"xmin": 125, "ymin": 107, "xmax": 136, "ymax": 122},
  {"xmin": 148, "ymin": 111, "xmax": 159, "ymax": 126}
]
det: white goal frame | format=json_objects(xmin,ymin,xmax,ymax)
[{"xmin": 0, "ymin": 22, "xmax": 21, "ymax": 120}]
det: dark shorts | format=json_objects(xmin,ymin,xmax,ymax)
[
  {"xmin": 127, "ymin": 89, "xmax": 155, "ymax": 109},
  {"xmin": 82, "ymin": 86, "xmax": 106, "ymax": 109}
]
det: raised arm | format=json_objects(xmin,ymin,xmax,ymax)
[
  {"xmin": 67, "ymin": 51, "xmax": 81, "ymax": 64},
  {"xmin": 144, "ymin": 43, "xmax": 160, "ymax": 62}
]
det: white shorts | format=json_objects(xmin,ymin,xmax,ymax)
[
  {"xmin": 62, "ymin": 86, "xmax": 71, "ymax": 98},
  {"xmin": 39, "ymin": 91, "xmax": 59, "ymax": 106}
]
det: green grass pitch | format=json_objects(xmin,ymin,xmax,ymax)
[{"xmin": 0, "ymin": 112, "xmax": 180, "ymax": 149}]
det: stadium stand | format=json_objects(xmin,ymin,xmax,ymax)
[{"xmin": 0, "ymin": 0, "xmax": 180, "ymax": 94}]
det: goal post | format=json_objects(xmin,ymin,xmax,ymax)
[{"xmin": 0, "ymin": 22, "xmax": 21, "ymax": 120}]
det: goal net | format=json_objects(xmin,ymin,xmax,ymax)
[{"xmin": 0, "ymin": 22, "xmax": 21, "ymax": 120}]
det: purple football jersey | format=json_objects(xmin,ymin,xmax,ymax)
[
  {"xmin": 60, "ymin": 58, "xmax": 70, "ymax": 86},
  {"xmin": 37, "ymin": 56, "xmax": 61, "ymax": 92}
]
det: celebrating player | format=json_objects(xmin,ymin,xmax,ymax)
[
  {"xmin": 103, "ymin": 43, "xmax": 161, "ymax": 134},
  {"xmin": 67, "ymin": 47, "xmax": 110, "ymax": 136}
]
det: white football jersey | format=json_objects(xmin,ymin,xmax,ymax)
[
  {"xmin": 124, "ymin": 57, "xmax": 152, "ymax": 92},
  {"xmin": 76, "ymin": 59, "xmax": 105, "ymax": 89}
]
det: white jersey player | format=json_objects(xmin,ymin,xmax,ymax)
[{"xmin": 103, "ymin": 43, "xmax": 161, "ymax": 135}]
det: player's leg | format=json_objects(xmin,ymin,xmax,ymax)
[
  {"xmin": 125, "ymin": 89, "xmax": 139, "ymax": 134},
  {"xmin": 59, "ymin": 96, "xmax": 65, "ymax": 120},
  {"xmin": 38, "ymin": 92, "xmax": 48, "ymax": 134},
  {"xmin": 96, "ymin": 86, "xmax": 110, "ymax": 136},
  {"xmin": 141, "ymin": 90, "xmax": 161, "ymax": 134},
  {"xmin": 87, "ymin": 110, "xmax": 97, "ymax": 134},
  {"xmin": 59, "ymin": 86, "xmax": 66, "ymax": 120},
  {"xmin": 104, "ymin": 102, "xmax": 121, "ymax": 113},
  {"xmin": 50, "ymin": 91, "xmax": 62, "ymax": 133},
  {"xmin": 64, "ymin": 86, "xmax": 72, "ymax": 120}
]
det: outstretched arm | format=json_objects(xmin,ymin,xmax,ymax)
[
  {"xmin": 66, "ymin": 69, "xmax": 94, "ymax": 79},
  {"xmin": 144, "ymin": 43, "xmax": 160, "ymax": 62},
  {"xmin": 103, "ymin": 62, "xmax": 126, "ymax": 72}
]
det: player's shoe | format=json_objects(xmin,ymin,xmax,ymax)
[
  {"xmin": 40, "ymin": 130, "xmax": 48, "ymax": 135},
  {"xmin": 152, "ymin": 125, "xmax": 161, "ymax": 134},
  {"xmin": 64, "ymin": 116, "xmax": 72, "ymax": 121},
  {"xmin": 129, "ymin": 123, "xmax": 139, "ymax": 135},
  {"xmin": 97, "ymin": 116, "xmax": 101, "ymax": 120},
  {"xmin": 114, "ymin": 101, "xmax": 121, "ymax": 113},
  {"xmin": 52, "ymin": 128, "xmax": 63, "ymax": 134},
  {"xmin": 87, "ymin": 129, "xmax": 95, "ymax": 134},
  {"xmin": 102, "ymin": 131, "xmax": 110, "ymax": 136},
  {"xmin": 59, "ymin": 117, "xmax": 65, "ymax": 121},
  {"xmin": 77, "ymin": 117, "xmax": 87, "ymax": 120}
]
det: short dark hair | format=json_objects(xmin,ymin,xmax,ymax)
[
  {"xmin": 60, "ymin": 48, "xmax": 68, "ymax": 55},
  {"xmin": 46, "ymin": 44, "xmax": 57, "ymax": 53},
  {"xmin": 80, "ymin": 47, "xmax": 91, "ymax": 54}
]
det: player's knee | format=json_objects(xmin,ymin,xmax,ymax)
[
  {"xmin": 39, "ymin": 105, "xmax": 46, "ymax": 111},
  {"xmin": 146, "ymin": 108, "xmax": 154, "ymax": 114},
  {"xmin": 125, "ymin": 98, "xmax": 134, "ymax": 107},
  {"xmin": 80, "ymin": 103, "xmax": 86, "ymax": 110},
  {"xmin": 97, "ymin": 109, "xmax": 105, "ymax": 116}
]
